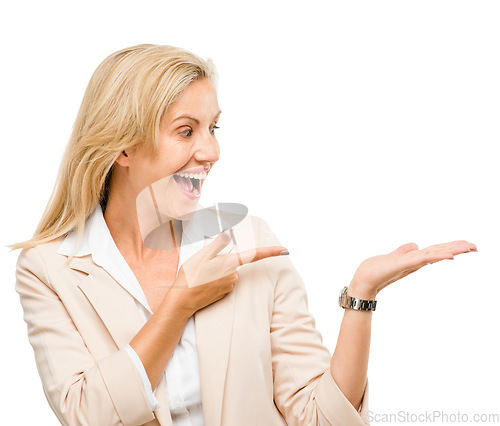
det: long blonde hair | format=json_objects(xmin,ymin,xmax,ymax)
[{"xmin": 8, "ymin": 44, "xmax": 218, "ymax": 253}]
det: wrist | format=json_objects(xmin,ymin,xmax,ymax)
[
  {"xmin": 347, "ymin": 281, "xmax": 378, "ymax": 301},
  {"xmin": 161, "ymin": 288, "xmax": 194, "ymax": 321}
]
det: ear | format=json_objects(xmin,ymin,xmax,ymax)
[{"xmin": 114, "ymin": 150, "xmax": 129, "ymax": 167}]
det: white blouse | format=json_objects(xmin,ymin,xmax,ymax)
[{"xmin": 56, "ymin": 204, "xmax": 209, "ymax": 426}]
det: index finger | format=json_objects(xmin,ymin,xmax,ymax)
[
  {"xmin": 420, "ymin": 240, "xmax": 477, "ymax": 253},
  {"xmin": 226, "ymin": 246, "xmax": 289, "ymax": 269}
]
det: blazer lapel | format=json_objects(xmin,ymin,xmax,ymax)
[
  {"xmin": 194, "ymin": 234, "xmax": 236, "ymax": 426},
  {"xmin": 71, "ymin": 256, "xmax": 146, "ymax": 349}
]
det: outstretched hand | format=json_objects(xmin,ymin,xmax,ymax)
[{"xmin": 349, "ymin": 240, "xmax": 478, "ymax": 300}]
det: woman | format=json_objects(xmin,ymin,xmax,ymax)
[{"xmin": 10, "ymin": 44, "xmax": 477, "ymax": 426}]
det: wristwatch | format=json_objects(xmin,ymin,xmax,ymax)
[{"xmin": 338, "ymin": 286, "xmax": 377, "ymax": 311}]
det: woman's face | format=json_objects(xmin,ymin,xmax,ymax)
[{"xmin": 123, "ymin": 78, "xmax": 221, "ymax": 221}]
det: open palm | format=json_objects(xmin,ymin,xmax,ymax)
[{"xmin": 350, "ymin": 240, "xmax": 477, "ymax": 298}]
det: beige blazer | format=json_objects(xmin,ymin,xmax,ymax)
[{"xmin": 15, "ymin": 214, "xmax": 369, "ymax": 426}]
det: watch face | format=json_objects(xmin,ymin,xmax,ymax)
[{"xmin": 339, "ymin": 287, "xmax": 348, "ymax": 307}]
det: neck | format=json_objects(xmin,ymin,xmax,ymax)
[{"xmin": 103, "ymin": 186, "xmax": 182, "ymax": 263}]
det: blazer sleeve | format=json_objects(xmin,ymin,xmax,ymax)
[
  {"xmin": 256, "ymin": 218, "xmax": 370, "ymax": 426},
  {"xmin": 15, "ymin": 246, "xmax": 156, "ymax": 426}
]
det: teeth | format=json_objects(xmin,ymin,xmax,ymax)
[
  {"xmin": 175, "ymin": 171, "xmax": 207, "ymax": 179},
  {"xmin": 176, "ymin": 172, "xmax": 207, "ymax": 179}
]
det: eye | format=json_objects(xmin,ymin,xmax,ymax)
[
  {"xmin": 180, "ymin": 128, "xmax": 192, "ymax": 138},
  {"xmin": 211, "ymin": 125, "xmax": 220, "ymax": 135}
]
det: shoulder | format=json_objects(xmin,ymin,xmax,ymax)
[
  {"xmin": 15, "ymin": 236, "xmax": 69, "ymax": 286},
  {"xmin": 16, "ymin": 236, "xmax": 67, "ymax": 265},
  {"xmin": 247, "ymin": 215, "xmax": 284, "ymax": 246},
  {"xmin": 230, "ymin": 214, "xmax": 283, "ymax": 250},
  {"xmin": 235, "ymin": 214, "xmax": 293, "ymax": 280}
]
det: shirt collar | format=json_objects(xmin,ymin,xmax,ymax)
[{"xmin": 56, "ymin": 204, "xmax": 100, "ymax": 257}]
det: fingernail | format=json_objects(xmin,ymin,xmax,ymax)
[
  {"xmin": 222, "ymin": 229, "xmax": 231, "ymax": 240},
  {"xmin": 280, "ymin": 250, "xmax": 289, "ymax": 255}
]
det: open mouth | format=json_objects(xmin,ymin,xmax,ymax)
[{"xmin": 173, "ymin": 170, "xmax": 207, "ymax": 199}]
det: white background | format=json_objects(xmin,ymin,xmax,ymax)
[{"xmin": 1, "ymin": 1, "xmax": 499, "ymax": 425}]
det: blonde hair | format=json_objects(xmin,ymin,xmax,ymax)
[{"xmin": 8, "ymin": 43, "xmax": 218, "ymax": 254}]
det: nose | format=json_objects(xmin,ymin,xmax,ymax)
[{"xmin": 193, "ymin": 129, "xmax": 220, "ymax": 165}]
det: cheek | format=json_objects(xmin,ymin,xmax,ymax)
[
  {"xmin": 151, "ymin": 152, "xmax": 189, "ymax": 180},
  {"xmin": 163, "ymin": 143, "xmax": 192, "ymax": 165}
]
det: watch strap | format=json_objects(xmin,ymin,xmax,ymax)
[{"xmin": 338, "ymin": 286, "xmax": 377, "ymax": 311}]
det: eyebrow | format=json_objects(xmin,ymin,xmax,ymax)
[{"xmin": 172, "ymin": 110, "xmax": 222, "ymax": 125}]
